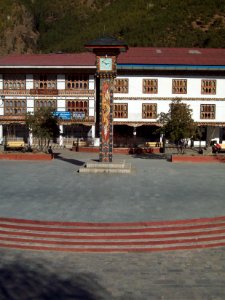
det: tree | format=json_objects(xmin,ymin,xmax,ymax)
[
  {"xmin": 25, "ymin": 107, "xmax": 60, "ymax": 150},
  {"xmin": 157, "ymin": 99, "xmax": 196, "ymax": 152}
]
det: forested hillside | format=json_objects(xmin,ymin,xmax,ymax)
[{"xmin": 1, "ymin": 0, "xmax": 225, "ymax": 54}]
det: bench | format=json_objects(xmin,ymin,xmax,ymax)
[
  {"xmin": 5, "ymin": 141, "xmax": 25, "ymax": 151},
  {"xmin": 145, "ymin": 142, "xmax": 161, "ymax": 147}
]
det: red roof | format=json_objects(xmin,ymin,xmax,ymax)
[
  {"xmin": 118, "ymin": 47, "xmax": 225, "ymax": 66},
  {"xmin": 1, "ymin": 47, "xmax": 225, "ymax": 67},
  {"xmin": 0, "ymin": 52, "xmax": 96, "ymax": 67}
]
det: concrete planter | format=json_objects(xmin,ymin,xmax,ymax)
[
  {"xmin": 0, "ymin": 153, "xmax": 52, "ymax": 160},
  {"xmin": 171, "ymin": 155, "xmax": 225, "ymax": 163}
]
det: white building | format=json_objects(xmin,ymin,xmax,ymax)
[{"xmin": 0, "ymin": 47, "xmax": 225, "ymax": 147}]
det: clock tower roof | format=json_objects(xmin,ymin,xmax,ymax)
[{"xmin": 85, "ymin": 36, "xmax": 128, "ymax": 53}]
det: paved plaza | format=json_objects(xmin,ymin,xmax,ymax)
[
  {"xmin": 1, "ymin": 149, "xmax": 225, "ymax": 299},
  {"xmin": 0, "ymin": 149, "xmax": 225, "ymax": 222}
]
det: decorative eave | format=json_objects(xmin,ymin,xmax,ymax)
[
  {"xmin": 57, "ymin": 117, "xmax": 95, "ymax": 126},
  {"xmin": 196, "ymin": 122, "xmax": 225, "ymax": 126},
  {"xmin": 0, "ymin": 117, "xmax": 225, "ymax": 127},
  {"xmin": 113, "ymin": 121, "xmax": 161, "ymax": 127},
  {"xmin": 114, "ymin": 97, "xmax": 225, "ymax": 101},
  {"xmin": 117, "ymin": 64, "xmax": 225, "ymax": 71},
  {"xmin": 0, "ymin": 115, "xmax": 26, "ymax": 124},
  {"xmin": 0, "ymin": 65, "xmax": 96, "ymax": 69},
  {"xmin": 113, "ymin": 120, "xmax": 225, "ymax": 127}
]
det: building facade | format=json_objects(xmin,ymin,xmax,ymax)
[{"xmin": 0, "ymin": 47, "xmax": 225, "ymax": 147}]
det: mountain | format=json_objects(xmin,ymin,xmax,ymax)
[{"xmin": 1, "ymin": 0, "xmax": 225, "ymax": 55}]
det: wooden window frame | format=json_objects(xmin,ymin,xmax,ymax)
[
  {"xmin": 4, "ymin": 99, "xmax": 27, "ymax": 115},
  {"xmin": 35, "ymin": 99, "xmax": 57, "ymax": 110},
  {"xmin": 142, "ymin": 103, "xmax": 157, "ymax": 119},
  {"xmin": 3, "ymin": 74, "xmax": 26, "ymax": 90},
  {"xmin": 113, "ymin": 103, "xmax": 128, "ymax": 118},
  {"xmin": 66, "ymin": 74, "xmax": 89, "ymax": 90},
  {"xmin": 66, "ymin": 100, "xmax": 89, "ymax": 114},
  {"xmin": 201, "ymin": 80, "xmax": 216, "ymax": 95},
  {"xmin": 143, "ymin": 79, "xmax": 158, "ymax": 94},
  {"xmin": 172, "ymin": 79, "xmax": 187, "ymax": 94},
  {"xmin": 114, "ymin": 79, "xmax": 129, "ymax": 93},
  {"xmin": 200, "ymin": 104, "xmax": 216, "ymax": 119},
  {"xmin": 33, "ymin": 74, "xmax": 57, "ymax": 89}
]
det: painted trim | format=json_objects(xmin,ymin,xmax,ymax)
[
  {"xmin": 118, "ymin": 64, "xmax": 225, "ymax": 71},
  {"xmin": 0, "ymin": 66, "xmax": 96, "ymax": 69}
]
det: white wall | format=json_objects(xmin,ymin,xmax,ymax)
[
  {"xmin": 89, "ymin": 99, "xmax": 95, "ymax": 117},
  {"xmin": 27, "ymin": 97, "xmax": 34, "ymax": 113},
  {"xmin": 57, "ymin": 99, "xmax": 66, "ymax": 111},
  {"xmin": 0, "ymin": 74, "xmax": 3, "ymax": 89},
  {"xmin": 114, "ymin": 75, "xmax": 225, "ymax": 123},
  {"xmin": 0, "ymin": 72, "xmax": 224, "ymax": 125},
  {"xmin": 26, "ymin": 74, "xmax": 33, "ymax": 89},
  {"xmin": 115, "ymin": 75, "xmax": 225, "ymax": 98},
  {"xmin": 89, "ymin": 75, "xmax": 95, "ymax": 90},
  {"xmin": 57, "ymin": 74, "xmax": 65, "ymax": 89}
]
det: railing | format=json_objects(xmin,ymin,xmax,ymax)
[
  {"xmin": 0, "ymin": 89, "xmax": 95, "ymax": 97},
  {"xmin": 58, "ymin": 89, "xmax": 95, "ymax": 96},
  {"xmin": 0, "ymin": 90, "xmax": 29, "ymax": 95}
]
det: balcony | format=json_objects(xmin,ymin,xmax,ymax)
[
  {"xmin": 58, "ymin": 89, "xmax": 95, "ymax": 96},
  {"xmin": 0, "ymin": 89, "xmax": 95, "ymax": 97},
  {"xmin": 0, "ymin": 89, "xmax": 29, "ymax": 96}
]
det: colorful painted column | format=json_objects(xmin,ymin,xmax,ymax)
[{"xmin": 99, "ymin": 77, "xmax": 114, "ymax": 162}]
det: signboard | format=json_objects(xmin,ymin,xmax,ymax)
[
  {"xmin": 73, "ymin": 112, "xmax": 86, "ymax": 120},
  {"xmin": 53, "ymin": 111, "xmax": 71, "ymax": 120}
]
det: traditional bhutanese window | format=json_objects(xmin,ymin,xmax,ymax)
[
  {"xmin": 114, "ymin": 79, "xmax": 129, "ymax": 93},
  {"xmin": 200, "ymin": 104, "xmax": 215, "ymax": 119},
  {"xmin": 4, "ymin": 99, "xmax": 26, "ymax": 115},
  {"xmin": 33, "ymin": 74, "xmax": 57, "ymax": 89},
  {"xmin": 66, "ymin": 100, "xmax": 88, "ymax": 113},
  {"xmin": 142, "ymin": 103, "xmax": 157, "ymax": 119},
  {"xmin": 201, "ymin": 80, "xmax": 216, "ymax": 94},
  {"xmin": 172, "ymin": 79, "xmax": 187, "ymax": 94},
  {"xmin": 3, "ymin": 74, "xmax": 26, "ymax": 90},
  {"xmin": 113, "ymin": 103, "xmax": 128, "ymax": 118},
  {"xmin": 35, "ymin": 99, "xmax": 57, "ymax": 109},
  {"xmin": 143, "ymin": 79, "xmax": 158, "ymax": 94},
  {"xmin": 66, "ymin": 74, "xmax": 89, "ymax": 89}
]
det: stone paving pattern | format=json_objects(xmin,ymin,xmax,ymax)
[
  {"xmin": 0, "ymin": 150, "xmax": 225, "ymax": 222},
  {"xmin": 1, "ymin": 149, "xmax": 225, "ymax": 299},
  {"xmin": 0, "ymin": 247, "xmax": 225, "ymax": 300}
]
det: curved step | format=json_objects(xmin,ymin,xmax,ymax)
[{"xmin": 0, "ymin": 216, "xmax": 225, "ymax": 252}]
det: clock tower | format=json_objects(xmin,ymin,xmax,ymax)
[{"xmin": 85, "ymin": 37, "xmax": 128, "ymax": 162}]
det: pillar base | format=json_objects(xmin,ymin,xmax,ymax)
[{"xmin": 78, "ymin": 160, "xmax": 132, "ymax": 174}]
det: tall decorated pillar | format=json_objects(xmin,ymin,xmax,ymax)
[{"xmin": 85, "ymin": 37, "xmax": 128, "ymax": 162}]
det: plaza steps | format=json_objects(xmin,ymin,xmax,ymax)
[
  {"xmin": 0, "ymin": 216, "xmax": 225, "ymax": 253},
  {"xmin": 78, "ymin": 160, "xmax": 132, "ymax": 174}
]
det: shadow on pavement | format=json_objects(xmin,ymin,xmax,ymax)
[
  {"xmin": 132, "ymin": 153, "xmax": 168, "ymax": 160},
  {"xmin": 0, "ymin": 260, "xmax": 113, "ymax": 300},
  {"xmin": 55, "ymin": 153, "xmax": 85, "ymax": 166}
]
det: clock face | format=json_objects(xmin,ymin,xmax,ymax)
[{"xmin": 99, "ymin": 57, "xmax": 113, "ymax": 71}]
